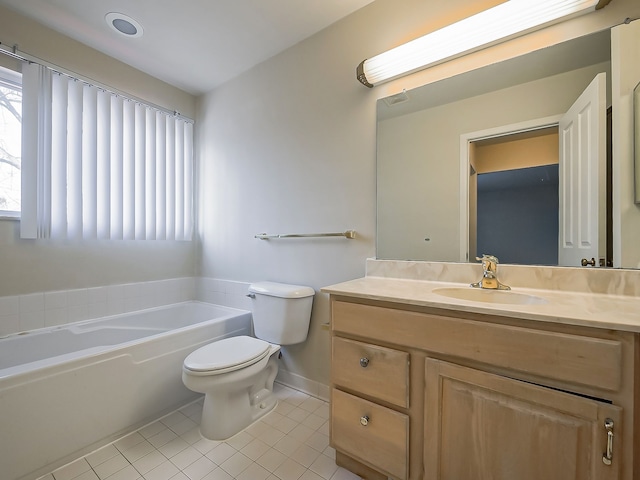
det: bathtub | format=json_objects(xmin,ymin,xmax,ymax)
[{"xmin": 0, "ymin": 301, "xmax": 252, "ymax": 480}]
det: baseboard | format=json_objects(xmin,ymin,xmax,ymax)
[{"xmin": 276, "ymin": 369, "xmax": 330, "ymax": 402}]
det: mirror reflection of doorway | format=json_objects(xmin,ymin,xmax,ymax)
[{"xmin": 469, "ymin": 127, "xmax": 559, "ymax": 265}]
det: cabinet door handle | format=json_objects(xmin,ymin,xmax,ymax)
[
  {"xmin": 359, "ymin": 357, "xmax": 369, "ymax": 368},
  {"xmin": 360, "ymin": 415, "xmax": 370, "ymax": 426},
  {"xmin": 602, "ymin": 418, "xmax": 614, "ymax": 465}
]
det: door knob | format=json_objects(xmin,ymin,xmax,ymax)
[{"xmin": 581, "ymin": 257, "xmax": 596, "ymax": 267}]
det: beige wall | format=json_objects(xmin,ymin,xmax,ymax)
[
  {"xmin": 0, "ymin": 6, "xmax": 197, "ymax": 296},
  {"xmin": 475, "ymin": 131, "xmax": 559, "ymax": 174},
  {"xmin": 0, "ymin": 0, "xmax": 638, "ymax": 385},
  {"xmin": 196, "ymin": 0, "xmax": 639, "ymax": 387}
]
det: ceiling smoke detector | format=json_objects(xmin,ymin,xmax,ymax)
[{"xmin": 105, "ymin": 12, "xmax": 144, "ymax": 38}]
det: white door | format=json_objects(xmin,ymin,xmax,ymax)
[{"xmin": 558, "ymin": 73, "xmax": 606, "ymax": 267}]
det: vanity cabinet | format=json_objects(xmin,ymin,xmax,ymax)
[{"xmin": 329, "ymin": 297, "xmax": 639, "ymax": 480}]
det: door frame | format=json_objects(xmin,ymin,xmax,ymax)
[{"xmin": 459, "ymin": 115, "xmax": 562, "ymax": 262}]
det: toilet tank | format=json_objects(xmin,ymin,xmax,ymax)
[{"xmin": 248, "ymin": 282, "xmax": 314, "ymax": 345}]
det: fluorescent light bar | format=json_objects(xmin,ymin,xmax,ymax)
[{"xmin": 357, "ymin": 0, "xmax": 609, "ymax": 87}]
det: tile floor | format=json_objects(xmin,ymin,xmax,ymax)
[{"xmin": 40, "ymin": 384, "xmax": 362, "ymax": 480}]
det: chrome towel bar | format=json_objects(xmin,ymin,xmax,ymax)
[{"xmin": 255, "ymin": 230, "xmax": 356, "ymax": 240}]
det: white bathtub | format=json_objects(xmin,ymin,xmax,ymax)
[{"xmin": 0, "ymin": 301, "xmax": 252, "ymax": 480}]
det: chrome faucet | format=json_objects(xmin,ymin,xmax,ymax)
[{"xmin": 471, "ymin": 254, "xmax": 510, "ymax": 290}]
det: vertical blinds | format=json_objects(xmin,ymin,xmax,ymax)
[{"xmin": 21, "ymin": 62, "xmax": 193, "ymax": 240}]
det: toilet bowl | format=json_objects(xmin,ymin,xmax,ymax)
[{"xmin": 182, "ymin": 281, "xmax": 314, "ymax": 440}]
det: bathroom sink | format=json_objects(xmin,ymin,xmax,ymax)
[{"xmin": 432, "ymin": 287, "xmax": 547, "ymax": 305}]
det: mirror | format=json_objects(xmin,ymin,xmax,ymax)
[{"xmin": 377, "ymin": 30, "xmax": 616, "ymax": 267}]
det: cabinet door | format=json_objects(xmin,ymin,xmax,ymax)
[{"xmin": 424, "ymin": 359, "xmax": 621, "ymax": 480}]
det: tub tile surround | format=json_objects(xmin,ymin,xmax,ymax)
[
  {"xmin": 41, "ymin": 384, "xmax": 361, "ymax": 480},
  {"xmin": 0, "ymin": 277, "xmax": 262, "ymax": 338},
  {"xmin": 0, "ymin": 278, "xmax": 196, "ymax": 337}
]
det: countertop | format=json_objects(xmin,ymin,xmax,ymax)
[{"xmin": 322, "ymin": 276, "xmax": 640, "ymax": 333}]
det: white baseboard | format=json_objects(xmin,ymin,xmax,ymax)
[{"xmin": 276, "ymin": 369, "xmax": 330, "ymax": 402}]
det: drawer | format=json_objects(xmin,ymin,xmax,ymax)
[
  {"xmin": 332, "ymin": 337, "xmax": 409, "ymax": 407},
  {"xmin": 331, "ymin": 388, "xmax": 409, "ymax": 480},
  {"xmin": 332, "ymin": 300, "xmax": 622, "ymax": 391}
]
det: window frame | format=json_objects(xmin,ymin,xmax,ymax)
[{"xmin": 0, "ymin": 65, "xmax": 22, "ymax": 220}]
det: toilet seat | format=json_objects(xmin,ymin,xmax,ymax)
[{"xmin": 183, "ymin": 336, "xmax": 272, "ymax": 376}]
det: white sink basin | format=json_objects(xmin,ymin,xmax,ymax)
[{"xmin": 432, "ymin": 287, "xmax": 547, "ymax": 305}]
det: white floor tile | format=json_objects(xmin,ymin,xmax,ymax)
[
  {"xmin": 300, "ymin": 470, "xmax": 324, "ymax": 480},
  {"xmin": 192, "ymin": 437, "xmax": 222, "ymax": 455},
  {"xmin": 290, "ymin": 444, "xmax": 321, "ymax": 468},
  {"xmin": 74, "ymin": 471, "xmax": 100, "ymax": 480},
  {"xmin": 120, "ymin": 441, "xmax": 156, "ymax": 464},
  {"xmin": 305, "ymin": 432, "xmax": 329, "ymax": 452},
  {"xmin": 94, "ymin": 454, "xmax": 129, "ymax": 480},
  {"xmin": 180, "ymin": 427, "xmax": 203, "ymax": 446},
  {"xmin": 308, "ymin": 454, "xmax": 338, "ymax": 480},
  {"xmin": 273, "ymin": 458, "xmax": 306, "ymax": 480},
  {"xmin": 234, "ymin": 462, "xmax": 271, "ymax": 480},
  {"xmin": 133, "ymin": 451, "xmax": 167, "ymax": 475},
  {"xmin": 255, "ymin": 448, "xmax": 287, "ymax": 472},
  {"xmin": 104, "ymin": 465, "xmax": 141, "ymax": 480},
  {"xmin": 170, "ymin": 446, "xmax": 204, "ymax": 470},
  {"xmin": 143, "ymin": 460, "xmax": 180, "ymax": 480},
  {"xmin": 200, "ymin": 468, "xmax": 233, "ymax": 480},
  {"xmin": 53, "ymin": 458, "xmax": 92, "ymax": 480},
  {"xmin": 182, "ymin": 456, "xmax": 217, "ymax": 480},
  {"xmin": 139, "ymin": 422, "xmax": 166, "ymax": 439},
  {"xmin": 329, "ymin": 467, "xmax": 362, "ymax": 480},
  {"xmin": 225, "ymin": 431, "xmax": 253, "ymax": 451},
  {"xmin": 168, "ymin": 418, "xmax": 199, "ymax": 436},
  {"xmin": 148, "ymin": 429, "xmax": 178, "ymax": 449},
  {"xmin": 159, "ymin": 437, "xmax": 190, "ymax": 459},
  {"xmin": 87, "ymin": 445, "xmax": 120, "ymax": 468},
  {"xmin": 41, "ymin": 386, "xmax": 364, "ymax": 480},
  {"xmin": 205, "ymin": 443, "xmax": 236, "ymax": 465},
  {"xmin": 302, "ymin": 414, "xmax": 326, "ymax": 431},
  {"xmin": 114, "ymin": 433, "xmax": 146, "ymax": 453},
  {"xmin": 239, "ymin": 438, "xmax": 271, "ymax": 461},
  {"xmin": 219, "ymin": 452, "xmax": 252, "ymax": 477}
]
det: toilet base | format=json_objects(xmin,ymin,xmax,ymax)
[{"xmin": 197, "ymin": 353, "xmax": 280, "ymax": 440}]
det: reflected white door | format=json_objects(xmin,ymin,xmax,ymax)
[{"xmin": 558, "ymin": 73, "xmax": 606, "ymax": 267}]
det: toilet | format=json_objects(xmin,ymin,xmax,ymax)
[{"xmin": 182, "ymin": 281, "xmax": 314, "ymax": 440}]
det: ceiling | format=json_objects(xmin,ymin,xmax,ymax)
[{"xmin": 0, "ymin": 0, "xmax": 375, "ymax": 95}]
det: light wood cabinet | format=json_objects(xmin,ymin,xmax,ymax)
[
  {"xmin": 328, "ymin": 297, "xmax": 639, "ymax": 480},
  {"xmin": 424, "ymin": 359, "xmax": 621, "ymax": 480}
]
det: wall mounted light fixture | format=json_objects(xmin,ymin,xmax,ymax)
[{"xmin": 356, "ymin": 0, "xmax": 611, "ymax": 88}]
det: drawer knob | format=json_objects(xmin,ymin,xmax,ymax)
[
  {"xmin": 360, "ymin": 415, "xmax": 370, "ymax": 426},
  {"xmin": 359, "ymin": 357, "xmax": 369, "ymax": 368}
]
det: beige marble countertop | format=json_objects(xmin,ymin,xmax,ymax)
[{"xmin": 322, "ymin": 276, "xmax": 640, "ymax": 333}]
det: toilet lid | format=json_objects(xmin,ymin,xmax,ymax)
[{"xmin": 183, "ymin": 336, "xmax": 272, "ymax": 374}]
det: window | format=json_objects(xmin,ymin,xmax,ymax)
[
  {"xmin": 20, "ymin": 62, "xmax": 193, "ymax": 240},
  {"xmin": 0, "ymin": 66, "xmax": 22, "ymax": 217}
]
